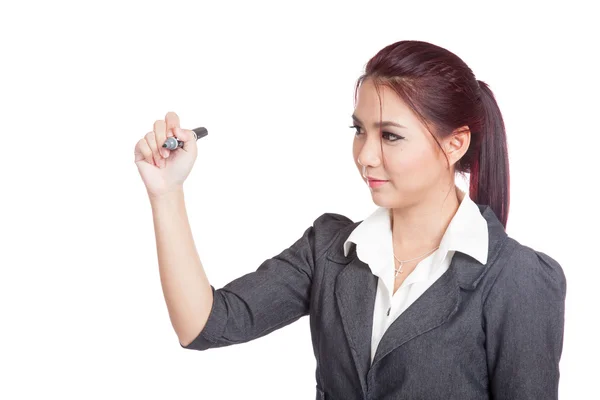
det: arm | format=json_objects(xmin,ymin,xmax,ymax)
[
  {"xmin": 179, "ymin": 212, "xmax": 352, "ymax": 351},
  {"xmin": 149, "ymin": 189, "xmax": 214, "ymax": 347},
  {"xmin": 483, "ymin": 248, "xmax": 567, "ymax": 399}
]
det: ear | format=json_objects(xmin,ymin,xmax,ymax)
[{"xmin": 444, "ymin": 125, "xmax": 471, "ymax": 167}]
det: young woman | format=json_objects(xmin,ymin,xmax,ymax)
[{"xmin": 134, "ymin": 40, "xmax": 566, "ymax": 399}]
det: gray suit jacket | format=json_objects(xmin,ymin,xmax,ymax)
[{"xmin": 181, "ymin": 204, "xmax": 566, "ymax": 400}]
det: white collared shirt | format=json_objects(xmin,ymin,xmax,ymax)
[{"xmin": 343, "ymin": 187, "xmax": 489, "ymax": 365}]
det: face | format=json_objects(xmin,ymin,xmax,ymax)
[{"xmin": 351, "ymin": 78, "xmax": 468, "ymax": 209}]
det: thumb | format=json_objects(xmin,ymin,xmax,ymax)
[{"xmin": 175, "ymin": 128, "xmax": 197, "ymax": 152}]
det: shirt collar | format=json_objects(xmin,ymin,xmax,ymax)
[{"xmin": 343, "ymin": 187, "xmax": 489, "ymax": 279}]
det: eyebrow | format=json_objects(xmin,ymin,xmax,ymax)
[{"xmin": 351, "ymin": 114, "xmax": 407, "ymax": 129}]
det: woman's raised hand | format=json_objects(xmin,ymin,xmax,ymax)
[{"xmin": 134, "ymin": 112, "xmax": 198, "ymax": 198}]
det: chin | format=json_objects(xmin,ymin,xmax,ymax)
[{"xmin": 369, "ymin": 191, "xmax": 397, "ymax": 208}]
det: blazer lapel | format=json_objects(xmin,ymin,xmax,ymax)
[
  {"xmin": 326, "ymin": 204, "xmax": 509, "ymax": 394},
  {"xmin": 329, "ymin": 245, "xmax": 377, "ymax": 397}
]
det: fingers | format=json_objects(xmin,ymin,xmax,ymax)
[
  {"xmin": 165, "ymin": 111, "xmax": 180, "ymax": 139},
  {"xmin": 164, "ymin": 112, "xmax": 180, "ymax": 157},
  {"xmin": 154, "ymin": 120, "xmax": 170, "ymax": 159},
  {"xmin": 145, "ymin": 130, "xmax": 164, "ymax": 168},
  {"xmin": 135, "ymin": 137, "xmax": 155, "ymax": 166}
]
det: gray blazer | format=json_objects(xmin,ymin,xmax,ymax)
[{"xmin": 181, "ymin": 204, "xmax": 567, "ymax": 400}]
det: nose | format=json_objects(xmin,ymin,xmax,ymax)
[{"xmin": 357, "ymin": 138, "xmax": 382, "ymax": 168}]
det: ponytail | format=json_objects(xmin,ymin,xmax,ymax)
[{"xmin": 470, "ymin": 80, "xmax": 510, "ymax": 228}]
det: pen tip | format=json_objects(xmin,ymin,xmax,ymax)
[{"xmin": 162, "ymin": 144, "xmax": 166, "ymax": 147}]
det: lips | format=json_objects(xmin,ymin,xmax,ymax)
[
  {"xmin": 367, "ymin": 179, "xmax": 389, "ymax": 188},
  {"xmin": 367, "ymin": 176, "xmax": 388, "ymax": 182}
]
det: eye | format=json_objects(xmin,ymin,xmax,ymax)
[{"xmin": 349, "ymin": 125, "xmax": 404, "ymax": 142}]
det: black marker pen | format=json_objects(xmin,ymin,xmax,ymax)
[{"xmin": 162, "ymin": 127, "xmax": 208, "ymax": 150}]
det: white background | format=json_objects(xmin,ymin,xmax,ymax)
[{"xmin": 1, "ymin": 0, "xmax": 598, "ymax": 398}]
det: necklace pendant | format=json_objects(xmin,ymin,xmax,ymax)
[{"xmin": 394, "ymin": 261, "xmax": 403, "ymax": 279}]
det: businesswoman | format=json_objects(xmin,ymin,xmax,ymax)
[{"xmin": 134, "ymin": 40, "xmax": 566, "ymax": 399}]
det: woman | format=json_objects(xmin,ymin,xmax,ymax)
[{"xmin": 134, "ymin": 40, "xmax": 566, "ymax": 399}]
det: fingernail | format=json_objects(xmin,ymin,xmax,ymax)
[{"xmin": 162, "ymin": 149, "xmax": 169, "ymax": 158}]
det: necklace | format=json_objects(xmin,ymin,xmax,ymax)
[{"xmin": 393, "ymin": 246, "xmax": 440, "ymax": 279}]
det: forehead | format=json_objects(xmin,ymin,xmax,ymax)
[{"xmin": 354, "ymin": 79, "xmax": 416, "ymax": 124}]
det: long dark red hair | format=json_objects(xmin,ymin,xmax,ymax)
[{"xmin": 355, "ymin": 40, "xmax": 510, "ymax": 228}]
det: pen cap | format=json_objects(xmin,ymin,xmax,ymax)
[{"xmin": 192, "ymin": 127, "xmax": 208, "ymax": 140}]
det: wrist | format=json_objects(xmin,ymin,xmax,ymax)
[{"xmin": 148, "ymin": 187, "xmax": 184, "ymax": 202}]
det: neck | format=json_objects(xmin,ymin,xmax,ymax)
[{"xmin": 390, "ymin": 184, "xmax": 463, "ymax": 253}]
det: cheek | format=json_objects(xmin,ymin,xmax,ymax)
[
  {"xmin": 387, "ymin": 147, "xmax": 440, "ymax": 182},
  {"xmin": 388, "ymin": 148, "xmax": 422, "ymax": 171}
]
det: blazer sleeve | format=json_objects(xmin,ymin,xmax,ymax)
[
  {"xmin": 483, "ymin": 247, "xmax": 567, "ymax": 400},
  {"xmin": 180, "ymin": 212, "xmax": 353, "ymax": 351}
]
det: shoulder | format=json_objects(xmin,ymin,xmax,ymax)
[
  {"xmin": 482, "ymin": 239, "xmax": 566, "ymax": 396},
  {"xmin": 309, "ymin": 212, "xmax": 356, "ymax": 260},
  {"xmin": 312, "ymin": 212, "xmax": 354, "ymax": 232},
  {"xmin": 485, "ymin": 237, "xmax": 567, "ymax": 306}
]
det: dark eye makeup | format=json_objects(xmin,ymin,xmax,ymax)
[{"xmin": 349, "ymin": 125, "xmax": 405, "ymax": 142}]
